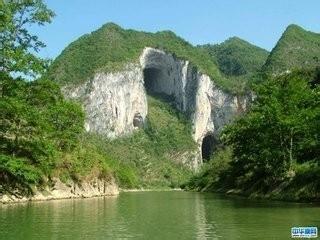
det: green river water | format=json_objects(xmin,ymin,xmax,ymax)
[{"xmin": 0, "ymin": 191, "xmax": 319, "ymax": 239}]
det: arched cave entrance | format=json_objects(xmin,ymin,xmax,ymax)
[
  {"xmin": 143, "ymin": 68, "xmax": 163, "ymax": 94},
  {"xmin": 201, "ymin": 134, "xmax": 217, "ymax": 162},
  {"xmin": 143, "ymin": 67, "xmax": 175, "ymax": 103}
]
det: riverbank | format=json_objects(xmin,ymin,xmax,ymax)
[
  {"xmin": 0, "ymin": 186, "xmax": 185, "ymax": 204},
  {"xmin": 186, "ymin": 178, "xmax": 320, "ymax": 203},
  {"xmin": 121, "ymin": 188, "xmax": 182, "ymax": 192},
  {"xmin": 0, "ymin": 177, "xmax": 119, "ymax": 204},
  {"xmin": 221, "ymin": 183, "xmax": 320, "ymax": 203}
]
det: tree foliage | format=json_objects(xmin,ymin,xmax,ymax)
[
  {"xmin": 0, "ymin": 74, "xmax": 84, "ymax": 187},
  {"xmin": 0, "ymin": 0, "xmax": 55, "ymax": 77},
  {"xmin": 222, "ymin": 69, "xmax": 320, "ymax": 189}
]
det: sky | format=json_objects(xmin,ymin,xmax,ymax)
[{"xmin": 35, "ymin": 0, "xmax": 320, "ymax": 59}]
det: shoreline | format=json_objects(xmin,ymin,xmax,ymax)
[
  {"xmin": 120, "ymin": 188, "xmax": 182, "ymax": 192},
  {"xmin": 0, "ymin": 188, "xmax": 185, "ymax": 205},
  {"xmin": 0, "ymin": 187, "xmax": 183, "ymax": 205},
  {"xmin": 202, "ymin": 188, "xmax": 320, "ymax": 203},
  {"xmin": 2, "ymin": 186, "xmax": 318, "ymax": 205},
  {"xmin": 0, "ymin": 192, "xmax": 119, "ymax": 205},
  {"xmin": 0, "ymin": 177, "xmax": 119, "ymax": 205}
]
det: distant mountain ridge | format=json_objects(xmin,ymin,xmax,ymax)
[
  {"xmin": 48, "ymin": 23, "xmax": 320, "ymax": 93},
  {"xmin": 198, "ymin": 37, "xmax": 269, "ymax": 77},
  {"xmin": 47, "ymin": 23, "xmax": 230, "ymax": 90}
]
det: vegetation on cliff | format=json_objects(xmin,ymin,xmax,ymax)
[
  {"xmin": 90, "ymin": 95, "xmax": 196, "ymax": 188},
  {"xmin": 47, "ymin": 23, "xmax": 246, "ymax": 92},
  {"xmin": 188, "ymin": 26, "xmax": 320, "ymax": 201},
  {"xmin": 2, "ymin": 0, "xmax": 320, "ymax": 201},
  {"xmin": 1, "ymin": 74, "xmax": 86, "ymax": 193},
  {"xmin": 186, "ymin": 69, "xmax": 320, "ymax": 201}
]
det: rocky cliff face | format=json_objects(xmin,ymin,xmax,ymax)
[
  {"xmin": 63, "ymin": 64, "xmax": 147, "ymax": 139},
  {"xmin": 0, "ymin": 177, "xmax": 119, "ymax": 204},
  {"xmin": 63, "ymin": 47, "xmax": 250, "ymax": 168}
]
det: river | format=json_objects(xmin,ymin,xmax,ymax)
[{"xmin": 0, "ymin": 191, "xmax": 319, "ymax": 239}]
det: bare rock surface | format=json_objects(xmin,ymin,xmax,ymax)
[{"xmin": 0, "ymin": 177, "xmax": 119, "ymax": 204}]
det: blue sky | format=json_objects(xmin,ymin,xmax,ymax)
[{"xmin": 35, "ymin": 0, "xmax": 320, "ymax": 59}]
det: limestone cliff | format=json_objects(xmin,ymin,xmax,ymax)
[
  {"xmin": 0, "ymin": 177, "xmax": 119, "ymax": 204},
  {"xmin": 63, "ymin": 64, "xmax": 147, "ymax": 139},
  {"xmin": 63, "ymin": 47, "xmax": 250, "ymax": 167}
]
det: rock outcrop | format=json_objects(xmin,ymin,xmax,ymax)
[
  {"xmin": 63, "ymin": 47, "xmax": 250, "ymax": 168},
  {"xmin": 63, "ymin": 64, "xmax": 147, "ymax": 139},
  {"xmin": 140, "ymin": 48, "xmax": 249, "ymax": 142},
  {"xmin": 0, "ymin": 177, "xmax": 119, "ymax": 204}
]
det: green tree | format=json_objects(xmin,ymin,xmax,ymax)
[
  {"xmin": 0, "ymin": 76, "xmax": 85, "ymax": 188},
  {"xmin": 0, "ymin": 0, "xmax": 55, "ymax": 77},
  {"xmin": 0, "ymin": 1, "xmax": 90, "ymax": 193},
  {"xmin": 222, "ymin": 70, "xmax": 320, "ymax": 189},
  {"xmin": 45, "ymin": 101, "xmax": 85, "ymax": 151}
]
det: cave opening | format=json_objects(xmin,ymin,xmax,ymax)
[
  {"xmin": 201, "ymin": 134, "xmax": 217, "ymax": 162},
  {"xmin": 143, "ymin": 67, "xmax": 175, "ymax": 103},
  {"xmin": 143, "ymin": 68, "xmax": 162, "ymax": 94}
]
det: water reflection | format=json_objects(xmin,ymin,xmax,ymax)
[
  {"xmin": 194, "ymin": 193, "xmax": 219, "ymax": 240},
  {"xmin": 0, "ymin": 192, "xmax": 320, "ymax": 240}
]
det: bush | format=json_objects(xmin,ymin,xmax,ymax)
[
  {"xmin": 186, "ymin": 147, "xmax": 232, "ymax": 191},
  {"xmin": 0, "ymin": 154, "xmax": 43, "ymax": 194}
]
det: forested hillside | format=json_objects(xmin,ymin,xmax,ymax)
[
  {"xmin": 262, "ymin": 24, "xmax": 320, "ymax": 74},
  {"xmin": 199, "ymin": 37, "xmax": 268, "ymax": 77},
  {"xmin": 198, "ymin": 37, "xmax": 269, "ymax": 93}
]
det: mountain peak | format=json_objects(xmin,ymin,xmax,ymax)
[
  {"xmin": 225, "ymin": 36, "xmax": 246, "ymax": 43},
  {"xmin": 286, "ymin": 24, "xmax": 303, "ymax": 31},
  {"xmin": 100, "ymin": 22, "xmax": 123, "ymax": 31},
  {"xmin": 282, "ymin": 24, "xmax": 307, "ymax": 37},
  {"xmin": 262, "ymin": 24, "xmax": 320, "ymax": 74}
]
